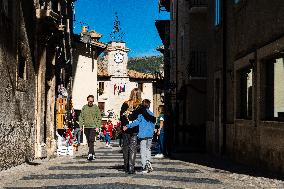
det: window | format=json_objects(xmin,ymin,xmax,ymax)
[
  {"xmin": 265, "ymin": 58, "xmax": 284, "ymax": 121},
  {"xmin": 234, "ymin": 0, "xmax": 240, "ymax": 4},
  {"xmin": 18, "ymin": 53, "xmax": 26, "ymax": 80},
  {"xmin": 98, "ymin": 82, "xmax": 104, "ymax": 95},
  {"xmin": 138, "ymin": 83, "xmax": 143, "ymax": 92},
  {"xmin": 2, "ymin": 0, "xmax": 8, "ymax": 17},
  {"xmin": 238, "ymin": 67, "xmax": 253, "ymax": 119},
  {"xmin": 214, "ymin": 0, "xmax": 221, "ymax": 26}
]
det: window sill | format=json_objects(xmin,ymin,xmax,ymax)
[{"xmin": 259, "ymin": 121, "xmax": 284, "ymax": 130}]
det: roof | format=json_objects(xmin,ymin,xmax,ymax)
[{"xmin": 97, "ymin": 61, "xmax": 155, "ymax": 80}]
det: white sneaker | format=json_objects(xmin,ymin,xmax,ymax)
[
  {"xmin": 105, "ymin": 144, "xmax": 109, "ymax": 147},
  {"xmin": 154, "ymin": 154, "xmax": 164, "ymax": 158},
  {"xmin": 146, "ymin": 160, "xmax": 153, "ymax": 172},
  {"xmin": 141, "ymin": 167, "xmax": 149, "ymax": 174},
  {"xmin": 87, "ymin": 154, "xmax": 95, "ymax": 161}
]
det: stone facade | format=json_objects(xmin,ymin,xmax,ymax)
[
  {"xmin": 206, "ymin": 0, "xmax": 284, "ymax": 174},
  {"xmin": 157, "ymin": 0, "xmax": 284, "ymax": 174},
  {"xmin": 0, "ymin": 0, "xmax": 75, "ymax": 171},
  {"xmin": 156, "ymin": 0, "xmax": 208, "ymax": 152},
  {"xmin": 97, "ymin": 42, "xmax": 154, "ymax": 118},
  {"xmin": 0, "ymin": 0, "xmax": 36, "ymax": 171}
]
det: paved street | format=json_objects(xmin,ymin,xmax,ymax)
[{"xmin": 0, "ymin": 141, "xmax": 283, "ymax": 189}]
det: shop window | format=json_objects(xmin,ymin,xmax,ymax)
[
  {"xmin": 265, "ymin": 58, "xmax": 284, "ymax": 121},
  {"xmin": 237, "ymin": 67, "xmax": 253, "ymax": 119},
  {"xmin": 214, "ymin": 0, "xmax": 221, "ymax": 26}
]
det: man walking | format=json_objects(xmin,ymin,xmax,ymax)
[{"xmin": 79, "ymin": 95, "xmax": 102, "ymax": 161}]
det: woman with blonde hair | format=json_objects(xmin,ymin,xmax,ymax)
[
  {"xmin": 120, "ymin": 88, "xmax": 156, "ymax": 174},
  {"xmin": 120, "ymin": 88, "xmax": 141, "ymax": 174}
]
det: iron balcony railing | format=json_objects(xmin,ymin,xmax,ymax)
[
  {"xmin": 39, "ymin": 0, "xmax": 59, "ymax": 14},
  {"xmin": 158, "ymin": 0, "xmax": 171, "ymax": 12},
  {"xmin": 187, "ymin": 51, "xmax": 207, "ymax": 78},
  {"xmin": 187, "ymin": 0, "xmax": 208, "ymax": 9}
]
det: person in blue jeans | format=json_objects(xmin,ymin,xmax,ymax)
[
  {"xmin": 155, "ymin": 105, "xmax": 165, "ymax": 158},
  {"xmin": 123, "ymin": 99, "xmax": 155, "ymax": 173}
]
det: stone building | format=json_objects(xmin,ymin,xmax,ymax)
[
  {"xmin": 73, "ymin": 38, "xmax": 156, "ymax": 122},
  {"xmin": 35, "ymin": 0, "xmax": 75, "ymax": 159},
  {"xmin": 97, "ymin": 42, "xmax": 155, "ymax": 120},
  {"xmin": 156, "ymin": 0, "xmax": 208, "ymax": 152},
  {"xmin": 73, "ymin": 13, "xmax": 158, "ymax": 120},
  {"xmin": 157, "ymin": 0, "xmax": 284, "ymax": 174},
  {"xmin": 0, "ymin": 0, "xmax": 36, "ymax": 171},
  {"xmin": 206, "ymin": 0, "xmax": 284, "ymax": 174},
  {"xmin": 0, "ymin": 0, "xmax": 75, "ymax": 170},
  {"xmin": 72, "ymin": 29, "xmax": 107, "ymax": 111}
]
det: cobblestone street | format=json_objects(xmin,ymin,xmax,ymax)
[{"xmin": 0, "ymin": 140, "xmax": 283, "ymax": 189}]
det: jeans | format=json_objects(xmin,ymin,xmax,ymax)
[
  {"xmin": 140, "ymin": 138, "xmax": 152, "ymax": 169},
  {"xmin": 157, "ymin": 128, "xmax": 164, "ymax": 154},
  {"xmin": 122, "ymin": 133, "xmax": 138, "ymax": 173},
  {"xmin": 105, "ymin": 132, "xmax": 111, "ymax": 145},
  {"xmin": 99, "ymin": 132, "xmax": 105, "ymax": 141},
  {"xmin": 74, "ymin": 128, "xmax": 81, "ymax": 144},
  {"xmin": 84, "ymin": 128, "xmax": 95, "ymax": 155}
]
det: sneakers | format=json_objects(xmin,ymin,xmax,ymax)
[
  {"xmin": 146, "ymin": 160, "xmax": 153, "ymax": 172},
  {"xmin": 87, "ymin": 154, "xmax": 95, "ymax": 161},
  {"xmin": 142, "ymin": 161, "xmax": 153, "ymax": 174},
  {"xmin": 154, "ymin": 154, "xmax": 164, "ymax": 158},
  {"xmin": 105, "ymin": 143, "xmax": 111, "ymax": 147},
  {"xmin": 141, "ymin": 167, "xmax": 149, "ymax": 174}
]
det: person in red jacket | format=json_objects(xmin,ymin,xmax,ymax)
[
  {"xmin": 65, "ymin": 125, "xmax": 73, "ymax": 147},
  {"xmin": 105, "ymin": 120, "xmax": 113, "ymax": 147}
]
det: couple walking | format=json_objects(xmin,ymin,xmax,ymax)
[{"xmin": 120, "ymin": 88, "xmax": 156, "ymax": 174}]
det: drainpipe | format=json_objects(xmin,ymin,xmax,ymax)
[{"xmin": 222, "ymin": 0, "xmax": 227, "ymax": 155}]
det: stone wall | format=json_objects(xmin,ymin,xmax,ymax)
[
  {"xmin": 206, "ymin": 0, "xmax": 284, "ymax": 174},
  {"xmin": 0, "ymin": 0, "xmax": 36, "ymax": 170}
]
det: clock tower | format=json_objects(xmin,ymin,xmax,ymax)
[{"xmin": 106, "ymin": 41, "xmax": 129, "ymax": 77}]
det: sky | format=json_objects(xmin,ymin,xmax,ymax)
[{"xmin": 73, "ymin": 0, "xmax": 169, "ymax": 57}]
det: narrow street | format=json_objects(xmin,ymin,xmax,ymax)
[{"xmin": 1, "ymin": 141, "xmax": 283, "ymax": 189}]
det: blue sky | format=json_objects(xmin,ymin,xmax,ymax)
[{"xmin": 74, "ymin": 0, "xmax": 169, "ymax": 57}]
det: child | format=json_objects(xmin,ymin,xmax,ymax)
[
  {"xmin": 123, "ymin": 99, "xmax": 155, "ymax": 173},
  {"xmin": 65, "ymin": 125, "xmax": 73, "ymax": 147},
  {"xmin": 105, "ymin": 120, "xmax": 113, "ymax": 147},
  {"xmin": 155, "ymin": 105, "xmax": 165, "ymax": 158}
]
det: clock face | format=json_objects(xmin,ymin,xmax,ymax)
[{"xmin": 114, "ymin": 52, "xmax": 124, "ymax": 63}]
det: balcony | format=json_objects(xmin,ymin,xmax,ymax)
[
  {"xmin": 158, "ymin": 0, "xmax": 171, "ymax": 12},
  {"xmin": 186, "ymin": 51, "xmax": 207, "ymax": 79},
  {"xmin": 36, "ymin": 0, "xmax": 61, "ymax": 21},
  {"xmin": 186, "ymin": 0, "xmax": 207, "ymax": 13}
]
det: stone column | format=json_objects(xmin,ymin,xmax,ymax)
[
  {"xmin": 46, "ymin": 53, "xmax": 56, "ymax": 157},
  {"xmin": 35, "ymin": 45, "xmax": 47, "ymax": 158}
]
